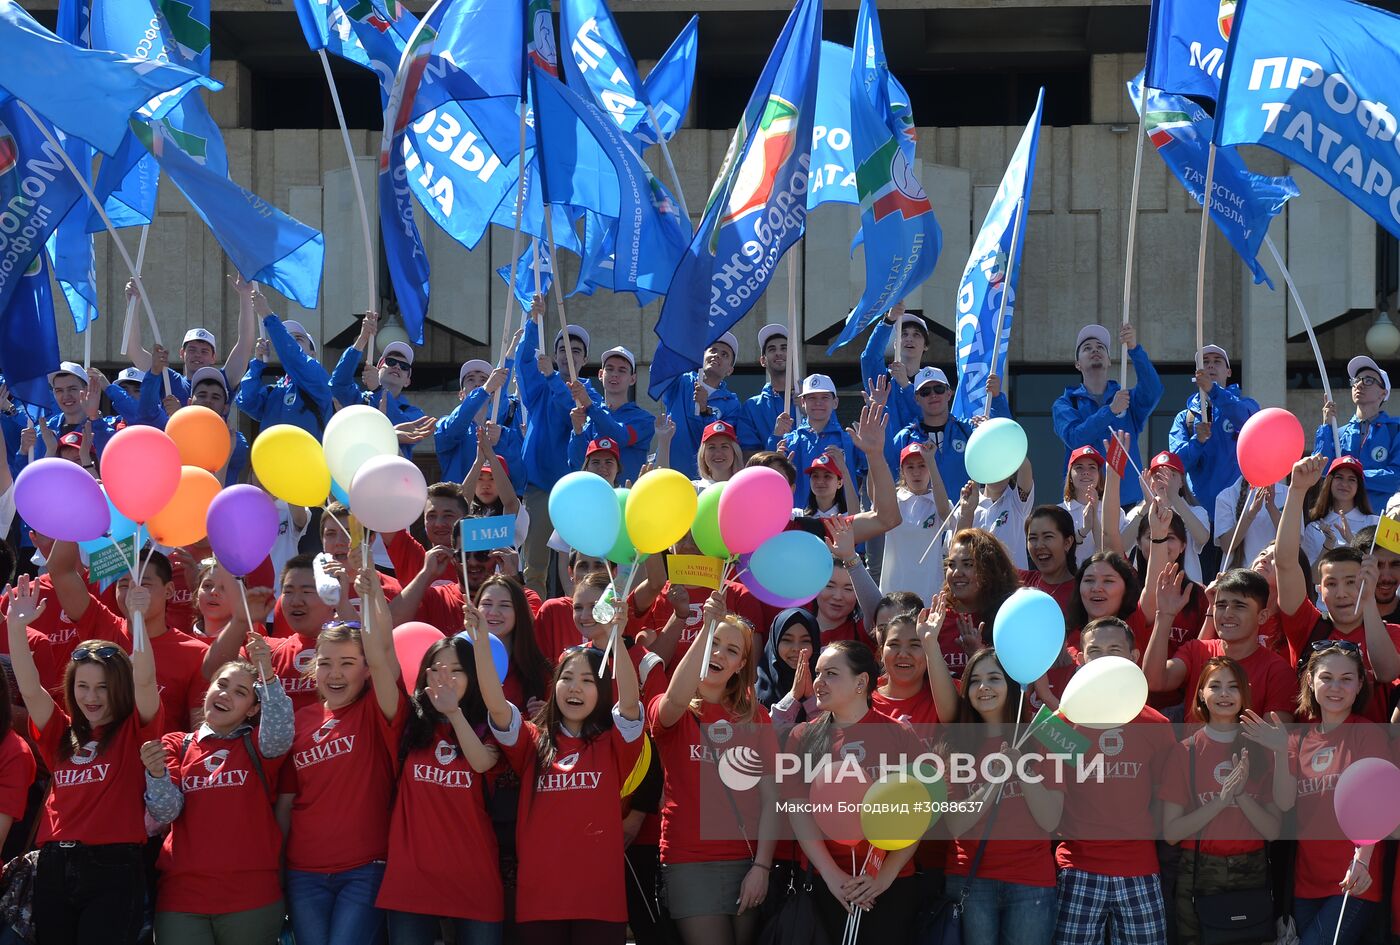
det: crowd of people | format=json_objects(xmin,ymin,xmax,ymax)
[{"xmin": 0, "ymin": 285, "xmax": 1396, "ymax": 945}]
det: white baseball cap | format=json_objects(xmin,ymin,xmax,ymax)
[
  {"xmin": 600, "ymin": 346, "xmax": 635, "ymax": 370},
  {"xmin": 757, "ymin": 324, "xmax": 787, "ymax": 350},
  {"xmin": 115, "ymin": 367, "xmax": 144, "ymax": 385},
  {"xmin": 381, "ymin": 341, "xmax": 414, "ymax": 366},
  {"xmin": 553, "ymin": 325, "xmax": 591, "ymax": 353},
  {"xmin": 800, "ymin": 374, "xmax": 837, "ymax": 397},
  {"xmin": 711, "ymin": 331, "xmax": 739, "ymax": 359},
  {"xmin": 1198, "ymin": 344, "xmax": 1230, "ymax": 366},
  {"xmin": 188, "ymin": 366, "xmax": 229, "ymax": 394},
  {"xmin": 895, "ymin": 313, "xmax": 928, "ymax": 337},
  {"xmin": 182, "ymin": 328, "xmax": 217, "ymax": 351},
  {"xmin": 46, "ymin": 361, "xmax": 87, "ymax": 385},
  {"xmin": 913, "ymin": 366, "xmax": 950, "ymax": 391},
  {"xmin": 1075, "ymin": 324, "xmax": 1112, "ymax": 355},
  {"xmin": 282, "ymin": 320, "xmax": 317, "ymax": 353},
  {"xmin": 459, "ymin": 359, "xmax": 492, "ymax": 386},
  {"xmin": 1348, "ymin": 355, "xmax": 1392, "ymax": 399}
]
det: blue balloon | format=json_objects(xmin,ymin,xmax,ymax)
[
  {"xmin": 330, "ymin": 478, "xmax": 351, "ymax": 506},
  {"xmin": 547, "ymin": 472, "xmax": 622, "ymax": 558},
  {"xmin": 748, "ymin": 531, "xmax": 831, "ymax": 602},
  {"xmin": 991, "ymin": 588, "xmax": 1066, "ymax": 685},
  {"xmin": 77, "ymin": 488, "xmax": 140, "ymax": 555},
  {"xmin": 964, "ymin": 418, "xmax": 1028, "ymax": 484},
  {"xmin": 454, "ymin": 630, "xmax": 511, "ymax": 684}
]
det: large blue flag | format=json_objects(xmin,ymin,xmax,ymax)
[
  {"xmin": 808, "ymin": 41, "xmax": 913, "ymax": 210},
  {"xmin": 1128, "ymin": 74, "xmax": 1295, "ymax": 287},
  {"xmin": 0, "ymin": 0, "xmax": 217, "ymax": 155},
  {"xmin": 951, "ymin": 89, "xmax": 1043, "ymax": 421},
  {"xmin": 828, "ymin": 0, "xmax": 940, "ymax": 353},
  {"xmin": 0, "ymin": 252, "xmax": 61, "ymax": 410},
  {"xmin": 638, "ymin": 16, "xmax": 697, "ymax": 146},
  {"xmin": 48, "ymin": 0, "xmax": 99, "ymax": 331},
  {"xmin": 495, "ymin": 237, "xmax": 554, "ymax": 308},
  {"xmin": 1214, "ymin": 0, "xmax": 1400, "ymax": 240},
  {"xmin": 571, "ymin": 210, "xmax": 662, "ymax": 305},
  {"xmin": 560, "ymin": 0, "xmax": 652, "ymax": 140},
  {"xmin": 1144, "ymin": 0, "xmax": 1232, "ymax": 102},
  {"xmin": 648, "ymin": 0, "xmax": 822, "ymax": 398}
]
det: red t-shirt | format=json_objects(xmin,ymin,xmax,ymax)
[
  {"xmin": 936, "ymin": 610, "xmax": 983, "ymax": 678},
  {"xmin": 155, "ymin": 727, "xmax": 289, "ymax": 914},
  {"xmin": 1279, "ymin": 598, "xmax": 1400, "ymax": 720},
  {"xmin": 377, "ymin": 721, "xmax": 502, "ymax": 920},
  {"xmin": 0, "ymin": 574, "xmax": 84, "ymax": 665},
  {"xmin": 281, "ymin": 690, "xmax": 405, "ymax": 872},
  {"xmin": 627, "ymin": 582, "xmax": 767, "ymax": 662},
  {"xmin": 270, "ymin": 571, "xmax": 402, "ymax": 637},
  {"xmin": 165, "ymin": 554, "xmax": 195, "ymax": 635},
  {"xmin": 0, "ymin": 731, "xmax": 35, "ymax": 821},
  {"xmin": 870, "ymin": 685, "xmax": 941, "ymax": 746},
  {"xmin": 533, "ymin": 597, "xmax": 583, "ymax": 663},
  {"xmin": 946, "ymin": 734, "xmax": 1059, "ymax": 888},
  {"xmin": 1172, "ymin": 639, "xmax": 1299, "ymax": 719},
  {"xmin": 400, "ymin": 580, "xmax": 544, "ymax": 638},
  {"xmin": 1055, "ymin": 706, "xmax": 1175, "ymax": 877},
  {"xmin": 263, "ymin": 634, "xmax": 321, "ymax": 712},
  {"xmin": 1289, "ymin": 718, "xmax": 1390, "ymax": 903},
  {"xmin": 648, "ymin": 697, "xmax": 775, "ymax": 865},
  {"xmin": 1018, "ymin": 570, "xmax": 1077, "ymax": 619},
  {"xmin": 818, "ymin": 616, "xmax": 872, "ymax": 652},
  {"xmin": 32, "ymin": 707, "xmax": 163, "ymax": 844},
  {"xmin": 497, "ymin": 714, "xmax": 644, "ymax": 923},
  {"xmin": 1158, "ymin": 729, "xmax": 1272, "ymax": 857}
]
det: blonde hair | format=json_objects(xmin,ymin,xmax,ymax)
[{"xmin": 689, "ymin": 614, "xmax": 758, "ymax": 723}]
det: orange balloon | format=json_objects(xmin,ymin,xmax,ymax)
[
  {"xmin": 166, "ymin": 405, "xmax": 232, "ymax": 472},
  {"xmin": 147, "ymin": 466, "xmax": 222, "ymax": 547}
]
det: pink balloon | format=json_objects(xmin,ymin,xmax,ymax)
[
  {"xmin": 809, "ymin": 761, "xmax": 869, "ymax": 847},
  {"xmin": 1236, "ymin": 408, "xmax": 1304, "ymax": 488},
  {"xmin": 1334, "ymin": 757, "xmax": 1400, "ymax": 845},
  {"xmin": 392, "ymin": 622, "xmax": 445, "ymax": 684},
  {"xmin": 99, "ymin": 425, "xmax": 182, "ymax": 522},
  {"xmin": 349, "ymin": 455, "xmax": 428, "ymax": 533},
  {"xmin": 717, "ymin": 467, "xmax": 793, "ymax": 554}
]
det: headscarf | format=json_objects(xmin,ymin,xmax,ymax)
[{"xmin": 755, "ymin": 608, "xmax": 821, "ymax": 708}]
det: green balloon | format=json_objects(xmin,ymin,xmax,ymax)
[
  {"xmin": 692, "ymin": 482, "xmax": 730, "ymax": 559},
  {"xmin": 605, "ymin": 488, "xmax": 637, "ymax": 564}
]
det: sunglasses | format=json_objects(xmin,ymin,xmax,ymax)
[
  {"xmin": 72, "ymin": 645, "xmax": 122, "ymax": 663},
  {"xmin": 1311, "ymin": 639, "xmax": 1361, "ymax": 654},
  {"xmin": 321, "ymin": 620, "xmax": 363, "ymax": 631},
  {"xmin": 465, "ymin": 551, "xmax": 495, "ymax": 563},
  {"xmin": 382, "ymin": 356, "xmax": 412, "ymax": 372},
  {"xmin": 917, "ymin": 383, "xmax": 950, "ymax": 396}
]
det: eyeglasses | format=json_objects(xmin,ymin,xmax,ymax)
[
  {"xmin": 382, "ymin": 356, "xmax": 412, "ymax": 372},
  {"xmin": 1352, "ymin": 375, "xmax": 1383, "ymax": 389},
  {"xmin": 1311, "ymin": 639, "xmax": 1361, "ymax": 654},
  {"xmin": 917, "ymin": 384, "xmax": 950, "ymax": 396},
  {"xmin": 466, "ymin": 551, "xmax": 494, "ymax": 563},
  {"xmin": 321, "ymin": 620, "xmax": 362, "ymax": 631},
  {"xmin": 71, "ymin": 645, "xmax": 122, "ymax": 663}
]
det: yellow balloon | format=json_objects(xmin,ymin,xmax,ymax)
[
  {"xmin": 625, "ymin": 469, "xmax": 699, "ymax": 554},
  {"xmin": 859, "ymin": 770, "xmax": 934, "ymax": 852},
  {"xmin": 251, "ymin": 425, "xmax": 332, "ymax": 507}
]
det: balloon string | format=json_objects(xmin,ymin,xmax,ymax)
[
  {"xmin": 1011, "ymin": 685, "xmax": 1026, "ymax": 748},
  {"xmin": 238, "ymin": 579, "xmax": 268, "ymax": 686},
  {"xmin": 323, "ymin": 505, "xmax": 352, "ymax": 542}
]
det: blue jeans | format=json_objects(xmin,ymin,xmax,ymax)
[
  {"xmin": 387, "ymin": 911, "xmax": 502, "ymax": 945},
  {"xmin": 285, "ymin": 862, "xmax": 387, "ymax": 945},
  {"xmin": 960, "ymin": 876, "xmax": 1056, "ymax": 945},
  {"xmin": 1294, "ymin": 896, "xmax": 1375, "ymax": 945}
]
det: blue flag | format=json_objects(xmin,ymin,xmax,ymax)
[
  {"xmin": 639, "ymin": 16, "xmax": 697, "ymax": 146},
  {"xmin": 570, "ymin": 210, "xmax": 662, "ymax": 305},
  {"xmin": 1145, "ymin": 0, "xmax": 1232, "ymax": 102},
  {"xmin": 828, "ymin": 0, "xmax": 940, "ymax": 353},
  {"xmin": 560, "ymin": 0, "xmax": 652, "ymax": 141},
  {"xmin": 48, "ymin": 0, "xmax": 99, "ymax": 331},
  {"xmin": 649, "ymin": 0, "xmax": 822, "ymax": 398},
  {"xmin": 1214, "ymin": 0, "xmax": 1400, "ymax": 240},
  {"xmin": 495, "ymin": 238, "xmax": 554, "ymax": 308},
  {"xmin": 133, "ymin": 101, "xmax": 325, "ymax": 307},
  {"xmin": 951, "ymin": 89, "xmax": 1043, "ymax": 421},
  {"xmin": 808, "ymin": 41, "xmax": 914, "ymax": 210},
  {"xmin": 0, "ymin": 0, "xmax": 217, "ymax": 155},
  {"xmin": 1128, "ymin": 74, "xmax": 1295, "ymax": 287},
  {"xmin": 0, "ymin": 251, "xmax": 60, "ymax": 410}
]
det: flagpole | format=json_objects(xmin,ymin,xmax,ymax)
[
  {"xmin": 492, "ymin": 104, "xmax": 531, "ymax": 423},
  {"xmin": 1119, "ymin": 116, "xmax": 1145, "ymax": 389},
  {"xmin": 318, "ymin": 49, "xmax": 378, "ymax": 364},
  {"xmin": 119, "ymin": 226, "xmax": 149, "ymax": 357},
  {"xmin": 18, "ymin": 103, "xmax": 164, "ymax": 365},
  {"xmin": 1193, "ymin": 143, "xmax": 1217, "ymax": 416},
  {"xmin": 1264, "ymin": 235, "xmax": 1341, "ymax": 456},
  {"xmin": 984, "ymin": 197, "xmax": 1025, "ymax": 420},
  {"xmin": 543, "ymin": 209, "xmax": 576, "ymax": 382},
  {"xmin": 784, "ymin": 250, "xmax": 797, "ymax": 418},
  {"xmin": 644, "ymin": 103, "xmax": 690, "ymax": 223}
]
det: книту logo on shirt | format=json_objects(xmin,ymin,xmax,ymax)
[{"xmin": 55, "ymin": 741, "xmax": 110, "ymax": 786}]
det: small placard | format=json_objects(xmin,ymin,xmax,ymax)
[
  {"xmin": 88, "ymin": 537, "xmax": 136, "ymax": 583},
  {"xmin": 1027, "ymin": 704, "xmax": 1090, "ymax": 761},
  {"xmin": 460, "ymin": 515, "xmax": 515, "ymax": 552},
  {"xmin": 666, "ymin": 554, "xmax": 723, "ymax": 590}
]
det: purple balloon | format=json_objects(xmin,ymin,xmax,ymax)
[
  {"xmin": 14, "ymin": 459, "xmax": 109, "ymax": 543},
  {"xmin": 206, "ymin": 485, "xmax": 280, "ymax": 576},
  {"xmin": 736, "ymin": 553, "xmax": 817, "ymax": 609}
]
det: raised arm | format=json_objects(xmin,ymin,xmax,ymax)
[
  {"xmin": 1276, "ymin": 455, "xmax": 1325, "ymax": 616},
  {"xmin": 917, "ymin": 599, "xmax": 959, "ymax": 722},
  {"xmin": 222, "ymin": 276, "xmax": 259, "ymax": 385},
  {"xmin": 123, "ymin": 584, "xmax": 162, "ymax": 725},
  {"xmin": 465, "ymin": 594, "xmax": 514, "ymax": 732},
  {"xmin": 847, "ymin": 396, "xmax": 900, "ymax": 542},
  {"xmin": 425, "ymin": 660, "xmax": 500, "ymax": 773},
  {"xmin": 1142, "ymin": 565, "xmax": 1190, "ymax": 692},
  {"xmin": 388, "ymin": 546, "xmax": 454, "ymax": 628},
  {"xmin": 480, "ymin": 422, "xmax": 519, "ymax": 513},
  {"xmin": 46, "ymin": 540, "xmax": 94, "ymax": 622},
  {"xmin": 609, "ymin": 615, "xmax": 641, "ymax": 722},
  {"xmin": 5, "ymin": 577, "xmax": 55, "ymax": 731},
  {"xmin": 355, "ymin": 570, "xmax": 401, "ymax": 721},
  {"xmin": 656, "ymin": 591, "xmax": 724, "ymax": 729}
]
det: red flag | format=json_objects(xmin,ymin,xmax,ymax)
[{"xmin": 1105, "ymin": 434, "xmax": 1129, "ymax": 479}]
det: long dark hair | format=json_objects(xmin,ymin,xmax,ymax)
[
  {"xmin": 797, "ymin": 641, "xmax": 882, "ymax": 761},
  {"xmin": 532, "ymin": 646, "xmax": 615, "ymax": 769},
  {"xmin": 400, "ymin": 637, "xmax": 488, "ymax": 762},
  {"xmin": 1069, "ymin": 551, "xmax": 1141, "ymax": 628},
  {"xmin": 1307, "ymin": 465, "xmax": 1374, "ymax": 521},
  {"xmin": 946, "ymin": 647, "xmax": 1017, "ymax": 755},
  {"xmin": 756, "ymin": 608, "xmax": 820, "ymax": 708},
  {"xmin": 1026, "ymin": 505, "xmax": 1078, "ymax": 574},
  {"xmin": 1189, "ymin": 656, "xmax": 1252, "ymax": 726},
  {"xmin": 63, "ymin": 640, "xmax": 136, "ymax": 755},
  {"xmin": 476, "ymin": 575, "xmax": 550, "ymax": 703}
]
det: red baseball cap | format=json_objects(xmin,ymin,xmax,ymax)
[
  {"xmin": 1149, "ymin": 451, "xmax": 1185, "ymax": 475},
  {"xmin": 481, "ymin": 454, "xmax": 510, "ymax": 478},
  {"xmin": 1329, "ymin": 455, "xmax": 1364, "ymax": 478},
  {"xmin": 700, "ymin": 420, "xmax": 737, "ymax": 444},
  {"xmin": 1067, "ymin": 445, "xmax": 1104, "ymax": 469},
  {"xmin": 586, "ymin": 438, "xmax": 621, "ymax": 460},
  {"xmin": 806, "ymin": 453, "xmax": 843, "ymax": 480},
  {"xmin": 58, "ymin": 431, "xmax": 83, "ymax": 450},
  {"xmin": 899, "ymin": 443, "xmax": 929, "ymax": 466}
]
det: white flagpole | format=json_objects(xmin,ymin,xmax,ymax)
[
  {"xmin": 492, "ymin": 106, "xmax": 531, "ymax": 422},
  {"xmin": 784, "ymin": 252, "xmax": 797, "ymax": 418},
  {"xmin": 1119, "ymin": 116, "xmax": 1146, "ymax": 388},
  {"xmin": 644, "ymin": 103, "xmax": 690, "ymax": 223},
  {"xmin": 543, "ymin": 209, "xmax": 576, "ymax": 382},
  {"xmin": 1193, "ymin": 143, "xmax": 1218, "ymax": 414},
  {"xmin": 984, "ymin": 197, "xmax": 1025, "ymax": 419},
  {"xmin": 119, "ymin": 226, "xmax": 150, "ymax": 357},
  {"xmin": 1264, "ymin": 235, "xmax": 1341, "ymax": 457}
]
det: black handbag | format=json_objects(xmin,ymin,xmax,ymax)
[
  {"xmin": 1189, "ymin": 745, "xmax": 1277, "ymax": 945},
  {"xmin": 914, "ymin": 799, "xmax": 1001, "ymax": 945},
  {"xmin": 759, "ymin": 866, "xmax": 831, "ymax": 945}
]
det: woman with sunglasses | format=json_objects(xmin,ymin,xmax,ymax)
[
  {"xmin": 277, "ymin": 571, "xmax": 404, "ymax": 945},
  {"xmin": 1317, "ymin": 356, "xmax": 1400, "ymax": 511},
  {"xmin": 6, "ymin": 574, "xmax": 159, "ymax": 945}
]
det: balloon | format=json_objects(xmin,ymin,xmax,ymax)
[
  {"xmin": 77, "ymin": 489, "xmax": 138, "ymax": 554},
  {"xmin": 964, "ymin": 418, "xmax": 1028, "ymax": 484},
  {"xmin": 605, "ymin": 489, "xmax": 636, "ymax": 565},
  {"xmin": 454, "ymin": 630, "xmax": 510, "ymax": 684},
  {"xmin": 100, "ymin": 425, "xmax": 181, "ymax": 521},
  {"xmin": 166, "ymin": 405, "xmax": 232, "ymax": 472},
  {"xmin": 206, "ymin": 485, "xmax": 280, "ymax": 576},
  {"xmin": 1237, "ymin": 408, "xmax": 1305, "ymax": 488},
  {"xmin": 1334, "ymin": 758, "xmax": 1400, "ymax": 845},
  {"xmin": 1058, "ymin": 656, "xmax": 1148, "ymax": 727},
  {"xmin": 14, "ymin": 459, "xmax": 109, "ymax": 542},
  {"xmin": 321, "ymin": 405, "xmax": 399, "ymax": 489},
  {"xmin": 748, "ymin": 531, "xmax": 831, "ymax": 601},
  {"xmin": 251, "ymin": 425, "xmax": 332, "ymax": 507},
  {"xmin": 147, "ymin": 466, "xmax": 222, "ymax": 548},
  {"xmin": 621, "ymin": 735, "xmax": 652, "ymax": 797},
  {"xmin": 349, "ymin": 456, "xmax": 428, "ymax": 533},
  {"xmin": 736, "ymin": 553, "xmax": 815, "ymax": 608},
  {"xmin": 692, "ymin": 482, "xmax": 730, "ymax": 558},
  {"xmin": 549, "ymin": 472, "xmax": 621, "ymax": 558},
  {"xmin": 331, "ymin": 478, "xmax": 351, "ymax": 506},
  {"xmin": 717, "ymin": 467, "xmax": 791, "ymax": 553},
  {"xmin": 992, "ymin": 588, "xmax": 1067, "ymax": 685},
  {"xmin": 809, "ymin": 760, "xmax": 869, "ymax": 846},
  {"xmin": 861, "ymin": 770, "xmax": 934, "ymax": 851},
  {"xmin": 393, "ymin": 622, "xmax": 445, "ymax": 684},
  {"xmin": 626, "ymin": 469, "xmax": 698, "ymax": 554},
  {"xmin": 910, "ymin": 756, "xmax": 949, "ymax": 820}
]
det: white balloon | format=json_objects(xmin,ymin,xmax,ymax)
[
  {"xmin": 1058, "ymin": 655, "xmax": 1148, "ymax": 727},
  {"xmin": 322, "ymin": 405, "xmax": 399, "ymax": 490}
]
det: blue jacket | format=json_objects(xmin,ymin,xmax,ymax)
[
  {"xmin": 860, "ymin": 319, "xmax": 918, "ymax": 429},
  {"xmin": 235, "ymin": 316, "xmax": 334, "ymax": 437},
  {"xmin": 106, "ymin": 381, "xmax": 158, "ymax": 427},
  {"xmin": 568, "ymin": 400, "xmax": 655, "ymax": 483},
  {"xmin": 659, "ymin": 371, "xmax": 742, "ymax": 480},
  {"xmin": 779, "ymin": 418, "xmax": 865, "ymax": 507},
  {"xmin": 1051, "ymin": 345, "xmax": 1163, "ymax": 506},
  {"xmin": 1169, "ymin": 383, "xmax": 1260, "ymax": 518},
  {"xmin": 1314, "ymin": 410, "xmax": 1400, "ymax": 510},
  {"xmin": 737, "ymin": 383, "xmax": 793, "ymax": 454},
  {"xmin": 433, "ymin": 386, "xmax": 526, "ymax": 493},
  {"xmin": 889, "ymin": 403, "xmax": 1009, "ymax": 499},
  {"xmin": 514, "ymin": 319, "xmax": 599, "ymax": 491},
  {"xmin": 330, "ymin": 347, "xmax": 426, "ymax": 459}
]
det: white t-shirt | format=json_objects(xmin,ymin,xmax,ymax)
[
  {"xmin": 1302, "ymin": 508, "xmax": 1379, "ymax": 563},
  {"xmin": 271, "ymin": 500, "xmax": 309, "ymax": 587},
  {"xmin": 1124, "ymin": 500, "xmax": 1211, "ymax": 584},
  {"xmin": 880, "ymin": 488, "xmax": 945, "ymax": 605},
  {"xmin": 974, "ymin": 484, "xmax": 1034, "ymax": 570},
  {"xmin": 1213, "ymin": 478, "xmax": 1292, "ymax": 569},
  {"xmin": 1061, "ymin": 497, "xmax": 1128, "ymax": 563}
]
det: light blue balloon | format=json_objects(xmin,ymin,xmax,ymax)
[
  {"xmin": 330, "ymin": 478, "xmax": 351, "ymax": 506},
  {"xmin": 547, "ymin": 472, "xmax": 621, "ymax": 558},
  {"xmin": 77, "ymin": 489, "xmax": 139, "ymax": 555},
  {"xmin": 991, "ymin": 588, "xmax": 1066, "ymax": 685},
  {"xmin": 454, "ymin": 631, "xmax": 510, "ymax": 684},
  {"xmin": 748, "ymin": 531, "xmax": 831, "ymax": 601},
  {"xmin": 964, "ymin": 418, "xmax": 1028, "ymax": 484}
]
